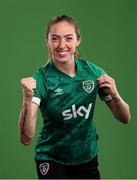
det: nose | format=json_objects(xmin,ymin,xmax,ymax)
[{"xmin": 58, "ymin": 38, "xmax": 66, "ymax": 49}]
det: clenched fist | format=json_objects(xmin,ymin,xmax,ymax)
[
  {"xmin": 21, "ymin": 77, "xmax": 36, "ymax": 101},
  {"xmin": 98, "ymin": 74, "xmax": 120, "ymax": 100}
]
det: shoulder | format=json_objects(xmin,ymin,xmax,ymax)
[
  {"xmin": 39, "ymin": 62, "xmax": 53, "ymax": 74},
  {"xmin": 33, "ymin": 62, "xmax": 53, "ymax": 79},
  {"xmin": 77, "ymin": 58, "xmax": 106, "ymax": 78}
]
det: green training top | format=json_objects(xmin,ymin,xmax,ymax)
[{"xmin": 32, "ymin": 59, "xmax": 105, "ymax": 165}]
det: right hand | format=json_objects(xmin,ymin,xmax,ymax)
[{"xmin": 21, "ymin": 77, "xmax": 36, "ymax": 101}]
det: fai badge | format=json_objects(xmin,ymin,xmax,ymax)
[
  {"xmin": 82, "ymin": 80, "xmax": 94, "ymax": 93},
  {"xmin": 39, "ymin": 163, "xmax": 50, "ymax": 176}
]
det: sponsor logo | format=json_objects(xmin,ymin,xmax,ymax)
[
  {"xmin": 82, "ymin": 80, "xmax": 94, "ymax": 93},
  {"xmin": 39, "ymin": 163, "xmax": 50, "ymax": 176},
  {"xmin": 62, "ymin": 103, "xmax": 92, "ymax": 120}
]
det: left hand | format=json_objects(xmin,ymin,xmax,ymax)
[{"xmin": 98, "ymin": 74, "xmax": 120, "ymax": 100}]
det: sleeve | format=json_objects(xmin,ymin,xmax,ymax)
[{"xmin": 32, "ymin": 68, "xmax": 47, "ymax": 106}]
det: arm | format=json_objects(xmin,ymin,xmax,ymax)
[
  {"xmin": 18, "ymin": 77, "xmax": 38, "ymax": 145},
  {"xmin": 106, "ymin": 96, "xmax": 130, "ymax": 124},
  {"xmin": 98, "ymin": 74, "xmax": 131, "ymax": 124}
]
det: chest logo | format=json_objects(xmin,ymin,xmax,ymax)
[{"xmin": 82, "ymin": 80, "xmax": 94, "ymax": 93}]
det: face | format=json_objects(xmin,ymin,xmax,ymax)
[{"xmin": 47, "ymin": 21, "xmax": 81, "ymax": 63}]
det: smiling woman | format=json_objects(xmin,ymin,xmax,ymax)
[
  {"xmin": 45, "ymin": 15, "xmax": 81, "ymax": 63},
  {"xmin": 18, "ymin": 15, "xmax": 131, "ymax": 179},
  {"xmin": 46, "ymin": 20, "xmax": 81, "ymax": 77}
]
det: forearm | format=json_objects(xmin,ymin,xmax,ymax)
[
  {"xmin": 98, "ymin": 74, "xmax": 131, "ymax": 123},
  {"xmin": 107, "ymin": 95, "xmax": 131, "ymax": 124},
  {"xmin": 18, "ymin": 100, "xmax": 36, "ymax": 145}
]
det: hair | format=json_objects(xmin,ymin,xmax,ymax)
[{"xmin": 45, "ymin": 15, "xmax": 81, "ymax": 60}]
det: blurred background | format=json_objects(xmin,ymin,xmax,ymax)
[{"xmin": 0, "ymin": 0, "xmax": 136, "ymax": 178}]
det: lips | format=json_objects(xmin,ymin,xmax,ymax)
[{"xmin": 57, "ymin": 50, "xmax": 69, "ymax": 57}]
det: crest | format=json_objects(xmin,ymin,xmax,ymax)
[
  {"xmin": 82, "ymin": 80, "xmax": 94, "ymax": 93},
  {"xmin": 39, "ymin": 163, "xmax": 50, "ymax": 176}
]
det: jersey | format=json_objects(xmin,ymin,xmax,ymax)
[{"xmin": 32, "ymin": 59, "xmax": 106, "ymax": 165}]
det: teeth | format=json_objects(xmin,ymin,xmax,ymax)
[
  {"xmin": 59, "ymin": 52, "xmax": 67, "ymax": 55},
  {"xmin": 57, "ymin": 51, "xmax": 68, "ymax": 56}
]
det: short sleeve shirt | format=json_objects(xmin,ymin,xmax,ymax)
[{"xmin": 32, "ymin": 59, "xmax": 105, "ymax": 165}]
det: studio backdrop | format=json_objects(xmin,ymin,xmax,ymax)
[{"xmin": 0, "ymin": 0, "xmax": 136, "ymax": 179}]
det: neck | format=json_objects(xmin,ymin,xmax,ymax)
[{"xmin": 53, "ymin": 58, "xmax": 76, "ymax": 77}]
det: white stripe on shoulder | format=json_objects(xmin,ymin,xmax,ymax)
[{"xmin": 32, "ymin": 97, "xmax": 41, "ymax": 105}]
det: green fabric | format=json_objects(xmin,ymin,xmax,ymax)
[{"xmin": 33, "ymin": 59, "xmax": 105, "ymax": 165}]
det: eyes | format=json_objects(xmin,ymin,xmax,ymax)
[{"xmin": 50, "ymin": 36, "xmax": 74, "ymax": 42}]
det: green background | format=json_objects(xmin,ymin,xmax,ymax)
[{"xmin": 0, "ymin": 0, "xmax": 136, "ymax": 179}]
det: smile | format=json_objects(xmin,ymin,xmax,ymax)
[{"xmin": 57, "ymin": 50, "xmax": 69, "ymax": 57}]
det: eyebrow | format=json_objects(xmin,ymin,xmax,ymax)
[{"xmin": 51, "ymin": 34, "xmax": 74, "ymax": 37}]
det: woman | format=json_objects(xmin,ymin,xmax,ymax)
[{"xmin": 18, "ymin": 15, "xmax": 131, "ymax": 179}]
